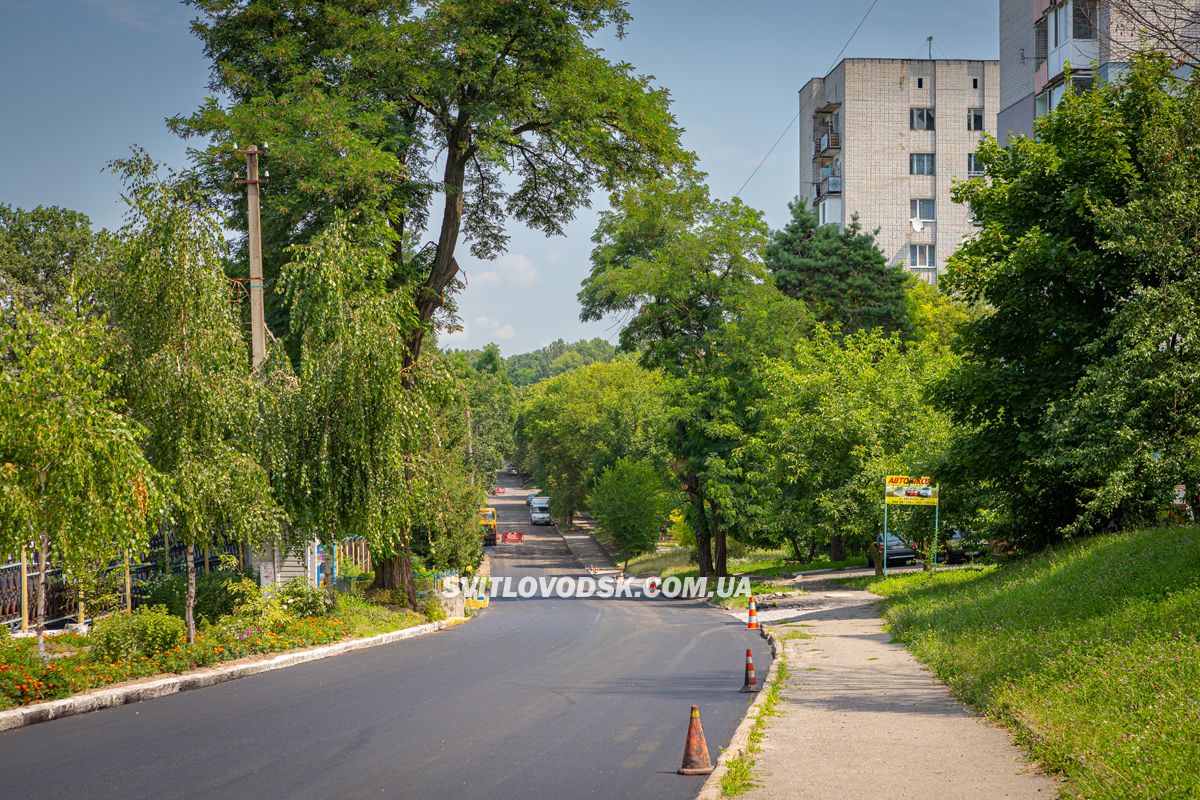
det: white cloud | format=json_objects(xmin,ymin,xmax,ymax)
[
  {"xmin": 469, "ymin": 253, "xmax": 537, "ymax": 287},
  {"xmin": 493, "ymin": 325, "xmax": 516, "ymax": 341}
]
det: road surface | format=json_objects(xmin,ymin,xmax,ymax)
[{"xmin": 0, "ymin": 473, "xmax": 770, "ymax": 800}]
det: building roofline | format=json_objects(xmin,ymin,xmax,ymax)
[{"xmin": 805, "ymin": 56, "xmax": 999, "ymax": 85}]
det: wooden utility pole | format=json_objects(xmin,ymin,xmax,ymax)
[{"xmin": 236, "ymin": 144, "xmax": 269, "ymax": 369}]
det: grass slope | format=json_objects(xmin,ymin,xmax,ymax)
[{"xmin": 859, "ymin": 527, "xmax": 1200, "ymax": 799}]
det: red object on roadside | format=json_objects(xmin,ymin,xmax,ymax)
[
  {"xmin": 677, "ymin": 705, "xmax": 714, "ymax": 775},
  {"xmin": 740, "ymin": 648, "xmax": 759, "ymax": 693},
  {"xmin": 495, "ymin": 487, "xmax": 505, "ymax": 495}
]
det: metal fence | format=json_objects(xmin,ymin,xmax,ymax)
[{"xmin": 1, "ymin": 535, "xmax": 244, "ymax": 632}]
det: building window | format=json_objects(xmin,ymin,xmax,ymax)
[
  {"xmin": 968, "ymin": 153, "xmax": 985, "ymax": 176},
  {"xmin": 1074, "ymin": 0, "xmax": 1097, "ymax": 39},
  {"xmin": 1035, "ymin": 19, "xmax": 1048, "ymax": 66},
  {"xmin": 910, "ymin": 153, "xmax": 936, "ymax": 175},
  {"xmin": 910, "ymin": 107, "xmax": 935, "ymax": 130},
  {"xmin": 910, "ymin": 198, "xmax": 936, "ymax": 222},
  {"xmin": 910, "ymin": 244, "xmax": 936, "ymax": 267},
  {"xmin": 917, "ymin": 77, "xmax": 924, "ymax": 89},
  {"xmin": 968, "ymin": 108, "xmax": 985, "ymax": 131},
  {"xmin": 972, "ymin": 77, "xmax": 979, "ymax": 89}
]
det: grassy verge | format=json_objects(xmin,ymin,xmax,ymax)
[
  {"xmin": 623, "ymin": 546, "xmax": 858, "ymax": 580},
  {"xmin": 721, "ymin": 631, "xmax": 791, "ymax": 798},
  {"xmin": 852, "ymin": 527, "xmax": 1200, "ymax": 800}
]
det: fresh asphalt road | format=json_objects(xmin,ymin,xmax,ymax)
[{"xmin": 0, "ymin": 473, "xmax": 771, "ymax": 800}]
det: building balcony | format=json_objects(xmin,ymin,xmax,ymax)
[
  {"xmin": 818, "ymin": 131, "xmax": 841, "ymax": 156},
  {"xmin": 821, "ymin": 175, "xmax": 842, "ymax": 195}
]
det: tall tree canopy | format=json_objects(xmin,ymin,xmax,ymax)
[
  {"xmin": 579, "ymin": 175, "xmax": 810, "ymax": 575},
  {"xmin": 0, "ymin": 303, "xmax": 163, "ymax": 659},
  {"xmin": 764, "ymin": 199, "xmax": 912, "ymax": 337},
  {"xmin": 173, "ymin": 0, "xmax": 687, "ymax": 357},
  {"xmin": 99, "ymin": 154, "xmax": 284, "ymax": 640},
  {"xmin": 939, "ymin": 53, "xmax": 1200, "ymax": 544},
  {"xmin": 0, "ymin": 204, "xmax": 105, "ymax": 321}
]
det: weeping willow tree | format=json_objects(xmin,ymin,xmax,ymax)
[
  {"xmin": 274, "ymin": 215, "xmax": 481, "ymax": 606},
  {"xmin": 0, "ymin": 303, "xmax": 164, "ymax": 661},
  {"xmin": 100, "ymin": 151, "xmax": 284, "ymax": 641}
]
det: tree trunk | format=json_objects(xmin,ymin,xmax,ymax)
[
  {"xmin": 829, "ymin": 534, "xmax": 846, "ymax": 563},
  {"xmin": 687, "ymin": 484, "xmax": 714, "ymax": 577},
  {"xmin": 326, "ymin": 536, "xmax": 338, "ymax": 608},
  {"xmin": 35, "ymin": 533, "xmax": 48, "ymax": 665},
  {"xmin": 185, "ymin": 544, "xmax": 197, "ymax": 642},
  {"xmin": 711, "ymin": 502, "xmax": 727, "ymax": 578},
  {"xmin": 406, "ymin": 129, "xmax": 470, "ymax": 362},
  {"xmin": 371, "ymin": 543, "xmax": 417, "ymax": 607},
  {"xmin": 870, "ymin": 542, "xmax": 884, "ymax": 577},
  {"xmin": 786, "ymin": 533, "xmax": 804, "ymax": 562}
]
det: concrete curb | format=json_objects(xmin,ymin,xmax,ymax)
[
  {"xmin": 695, "ymin": 626, "xmax": 780, "ymax": 800},
  {"xmin": 0, "ymin": 616, "xmax": 473, "ymax": 733}
]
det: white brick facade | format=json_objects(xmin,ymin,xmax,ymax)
[{"xmin": 799, "ymin": 58, "xmax": 999, "ymax": 283}]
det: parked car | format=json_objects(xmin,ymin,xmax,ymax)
[
  {"xmin": 530, "ymin": 498, "xmax": 551, "ymax": 525},
  {"xmin": 525, "ymin": 491, "xmax": 541, "ymax": 507},
  {"xmin": 940, "ymin": 529, "xmax": 987, "ymax": 564},
  {"xmin": 866, "ymin": 534, "xmax": 918, "ymax": 567}
]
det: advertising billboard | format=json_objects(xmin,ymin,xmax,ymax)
[{"xmin": 885, "ymin": 475, "xmax": 938, "ymax": 506}]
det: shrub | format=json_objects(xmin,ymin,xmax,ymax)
[
  {"xmin": 275, "ymin": 578, "xmax": 333, "ymax": 618},
  {"xmin": 90, "ymin": 605, "xmax": 186, "ymax": 663},
  {"xmin": 421, "ymin": 596, "xmax": 447, "ymax": 622},
  {"xmin": 140, "ymin": 570, "xmax": 241, "ymax": 624}
]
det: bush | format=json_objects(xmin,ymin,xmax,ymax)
[
  {"xmin": 421, "ymin": 596, "xmax": 447, "ymax": 622},
  {"xmin": 275, "ymin": 577, "xmax": 333, "ymax": 618},
  {"xmin": 140, "ymin": 570, "xmax": 241, "ymax": 624},
  {"xmin": 90, "ymin": 605, "xmax": 186, "ymax": 663}
]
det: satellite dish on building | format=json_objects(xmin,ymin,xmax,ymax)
[{"xmin": 911, "ymin": 217, "xmax": 924, "ymax": 232}]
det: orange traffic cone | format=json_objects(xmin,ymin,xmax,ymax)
[
  {"xmin": 677, "ymin": 705, "xmax": 714, "ymax": 775},
  {"xmin": 740, "ymin": 648, "xmax": 759, "ymax": 693},
  {"xmin": 747, "ymin": 595, "xmax": 759, "ymax": 630}
]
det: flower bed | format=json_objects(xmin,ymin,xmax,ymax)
[{"xmin": 0, "ymin": 615, "xmax": 354, "ymax": 708}]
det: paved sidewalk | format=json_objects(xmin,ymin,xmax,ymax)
[
  {"xmin": 557, "ymin": 513, "xmax": 617, "ymax": 572},
  {"xmin": 739, "ymin": 582, "xmax": 1057, "ymax": 800}
]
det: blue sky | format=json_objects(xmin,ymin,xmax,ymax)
[{"xmin": 0, "ymin": 0, "xmax": 998, "ymax": 355}]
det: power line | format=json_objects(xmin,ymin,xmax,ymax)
[{"xmin": 734, "ymin": 0, "xmax": 883, "ymax": 199}]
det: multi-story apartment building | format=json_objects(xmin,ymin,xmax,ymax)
[
  {"xmin": 998, "ymin": 0, "xmax": 1194, "ymax": 141},
  {"xmin": 798, "ymin": 58, "xmax": 1000, "ymax": 283}
]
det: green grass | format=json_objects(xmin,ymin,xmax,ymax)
[
  {"xmin": 623, "ymin": 545, "xmax": 858, "ymax": 580},
  {"xmin": 853, "ymin": 527, "xmax": 1200, "ymax": 800},
  {"xmin": 721, "ymin": 631, "xmax": 791, "ymax": 797},
  {"xmin": 334, "ymin": 593, "xmax": 425, "ymax": 638}
]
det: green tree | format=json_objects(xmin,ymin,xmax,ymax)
[
  {"xmin": 174, "ymin": 0, "xmax": 686, "ymax": 359},
  {"xmin": 1038, "ymin": 58, "xmax": 1200, "ymax": 533},
  {"xmin": 747, "ymin": 327, "xmax": 955, "ymax": 574},
  {"xmin": 100, "ymin": 154, "xmax": 283, "ymax": 641},
  {"xmin": 579, "ymin": 175, "xmax": 808, "ymax": 575},
  {"xmin": 516, "ymin": 357, "xmax": 672, "ymax": 525},
  {"xmin": 765, "ymin": 199, "xmax": 912, "ymax": 337},
  {"xmin": 0, "ymin": 204, "xmax": 105, "ymax": 321},
  {"xmin": 274, "ymin": 215, "xmax": 481, "ymax": 603},
  {"xmin": 0, "ymin": 304, "xmax": 163, "ymax": 660},
  {"xmin": 589, "ymin": 458, "xmax": 675, "ymax": 567},
  {"xmin": 938, "ymin": 54, "xmax": 1191, "ymax": 544}
]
